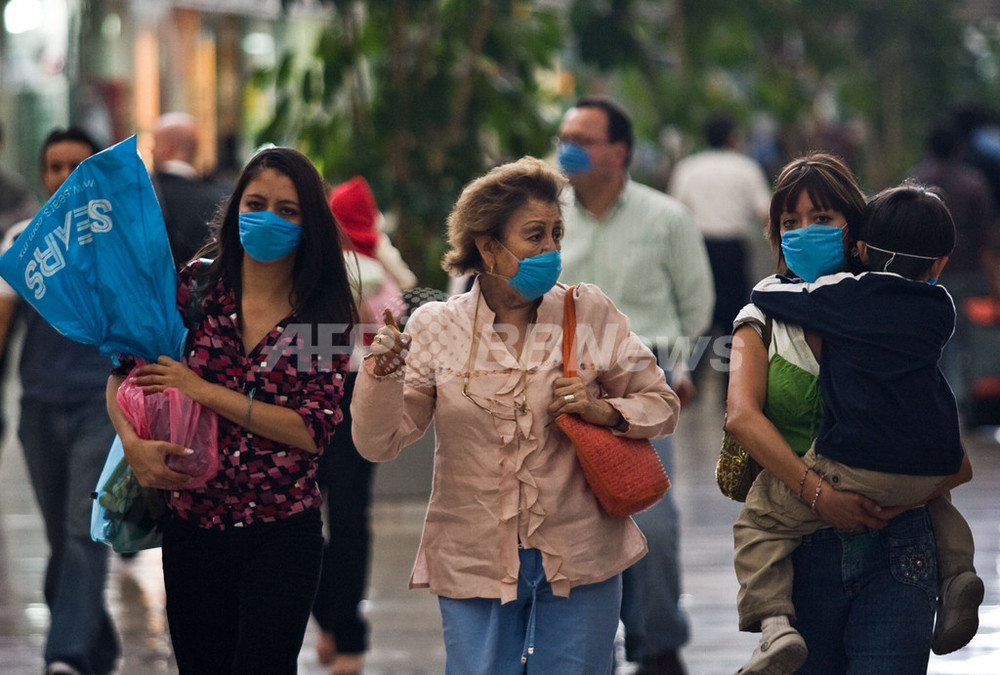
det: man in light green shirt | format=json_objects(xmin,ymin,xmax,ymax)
[{"xmin": 557, "ymin": 97, "xmax": 714, "ymax": 675}]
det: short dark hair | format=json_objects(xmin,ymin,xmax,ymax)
[
  {"xmin": 705, "ymin": 115, "xmax": 734, "ymax": 148},
  {"xmin": 861, "ymin": 181, "xmax": 955, "ymax": 279},
  {"xmin": 201, "ymin": 146, "xmax": 357, "ymax": 328},
  {"xmin": 572, "ymin": 96, "xmax": 634, "ymax": 166},
  {"xmin": 40, "ymin": 126, "xmax": 101, "ymax": 163}
]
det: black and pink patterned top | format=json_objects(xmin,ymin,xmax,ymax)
[{"xmin": 116, "ymin": 260, "xmax": 348, "ymax": 529}]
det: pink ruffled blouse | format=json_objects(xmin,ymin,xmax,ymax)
[{"xmin": 352, "ymin": 281, "xmax": 680, "ymax": 602}]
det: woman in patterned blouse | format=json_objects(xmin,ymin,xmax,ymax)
[{"xmin": 106, "ymin": 147, "xmax": 357, "ymax": 673}]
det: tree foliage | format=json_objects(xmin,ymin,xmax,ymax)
[
  {"xmin": 261, "ymin": 1, "xmax": 1000, "ymax": 284},
  {"xmin": 567, "ymin": 0, "xmax": 972, "ymax": 188},
  {"xmin": 261, "ymin": 0, "xmax": 563, "ymax": 288}
]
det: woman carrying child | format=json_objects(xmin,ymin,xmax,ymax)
[{"xmin": 726, "ymin": 157, "xmax": 979, "ymax": 674}]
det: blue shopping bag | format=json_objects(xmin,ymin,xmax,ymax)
[
  {"xmin": 88, "ymin": 435, "xmax": 166, "ymax": 553},
  {"xmin": 0, "ymin": 134, "xmax": 187, "ymax": 362},
  {"xmin": 0, "ymin": 135, "xmax": 189, "ymax": 551}
]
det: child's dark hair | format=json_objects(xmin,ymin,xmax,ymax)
[{"xmin": 861, "ymin": 181, "xmax": 954, "ymax": 280}]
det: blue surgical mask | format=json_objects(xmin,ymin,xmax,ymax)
[
  {"xmin": 557, "ymin": 142, "xmax": 592, "ymax": 175},
  {"xmin": 780, "ymin": 225, "xmax": 845, "ymax": 282},
  {"xmin": 239, "ymin": 211, "xmax": 302, "ymax": 262},
  {"xmin": 496, "ymin": 245, "xmax": 562, "ymax": 301}
]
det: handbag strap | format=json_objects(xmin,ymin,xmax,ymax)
[
  {"xmin": 762, "ymin": 315, "xmax": 773, "ymax": 350},
  {"xmin": 563, "ymin": 285, "xmax": 578, "ymax": 377}
]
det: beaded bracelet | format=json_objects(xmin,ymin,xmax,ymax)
[
  {"xmin": 245, "ymin": 387, "xmax": 256, "ymax": 429},
  {"xmin": 810, "ymin": 478, "xmax": 824, "ymax": 513},
  {"xmin": 797, "ymin": 468, "xmax": 810, "ymax": 499}
]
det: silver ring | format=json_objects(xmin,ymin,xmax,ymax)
[{"xmin": 564, "ymin": 394, "xmax": 575, "ymax": 402}]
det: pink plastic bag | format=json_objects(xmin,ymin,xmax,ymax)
[{"xmin": 116, "ymin": 365, "xmax": 219, "ymax": 488}]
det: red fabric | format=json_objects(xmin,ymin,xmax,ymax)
[{"xmin": 329, "ymin": 176, "xmax": 380, "ymax": 258}]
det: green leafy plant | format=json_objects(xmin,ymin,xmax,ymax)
[{"xmin": 260, "ymin": 1, "xmax": 563, "ymax": 288}]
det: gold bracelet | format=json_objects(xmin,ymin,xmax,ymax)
[{"xmin": 245, "ymin": 387, "xmax": 256, "ymax": 429}]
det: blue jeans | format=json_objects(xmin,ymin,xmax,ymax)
[
  {"xmin": 620, "ymin": 432, "xmax": 689, "ymax": 661},
  {"xmin": 438, "ymin": 548, "xmax": 622, "ymax": 674},
  {"xmin": 792, "ymin": 507, "xmax": 938, "ymax": 674},
  {"xmin": 19, "ymin": 395, "xmax": 119, "ymax": 674}
]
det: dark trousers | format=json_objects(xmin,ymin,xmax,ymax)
[
  {"xmin": 695, "ymin": 238, "xmax": 749, "ymax": 394},
  {"xmin": 20, "ymin": 396, "xmax": 119, "ymax": 674},
  {"xmin": 311, "ymin": 372, "xmax": 374, "ymax": 654},
  {"xmin": 161, "ymin": 510, "xmax": 323, "ymax": 674},
  {"xmin": 705, "ymin": 238, "xmax": 750, "ymax": 335}
]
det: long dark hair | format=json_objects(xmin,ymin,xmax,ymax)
[{"xmin": 199, "ymin": 147, "xmax": 357, "ymax": 331}]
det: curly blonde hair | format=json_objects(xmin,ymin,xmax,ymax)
[{"xmin": 442, "ymin": 156, "xmax": 566, "ymax": 276}]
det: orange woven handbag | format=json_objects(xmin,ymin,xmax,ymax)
[{"xmin": 555, "ymin": 286, "xmax": 671, "ymax": 517}]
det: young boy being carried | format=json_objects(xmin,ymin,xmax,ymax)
[{"xmin": 735, "ymin": 182, "xmax": 983, "ymax": 674}]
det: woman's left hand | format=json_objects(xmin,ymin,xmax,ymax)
[
  {"xmin": 549, "ymin": 377, "xmax": 623, "ymax": 428},
  {"xmin": 131, "ymin": 356, "xmax": 204, "ymax": 398},
  {"xmin": 813, "ymin": 485, "xmax": 895, "ymax": 531}
]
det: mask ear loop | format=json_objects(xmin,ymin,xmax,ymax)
[
  {"xmin": 483, "ymin": 241, "xmax": 521, "ymax": 282},
  {"xmin": 865, "ymin": 243, "xmax": 938, "ymax": 272}
]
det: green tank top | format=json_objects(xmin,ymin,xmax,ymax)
[
  {"xmin": 763, "ymin": 354, "xmax": 823, "ymax": 456},
  {"xmin": 735, "ymin": 303, "xmax": 825, "ymax": 457}
]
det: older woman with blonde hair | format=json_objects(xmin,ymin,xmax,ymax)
[{"xmin": 351, "ymin": 156, "xmax": 679, "ymax": 673}]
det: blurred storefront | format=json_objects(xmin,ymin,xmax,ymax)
[{"xmin": 0, "ymin": 0, "xmax": 329, "ymax": 195}]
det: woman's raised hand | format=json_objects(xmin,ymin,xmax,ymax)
[{"xmin": 371, "ymin": 307, "xmax": 411, "ymax": 376}]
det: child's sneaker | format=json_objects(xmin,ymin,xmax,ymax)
[
  {"xmin": 736, "ymin": 624, "xmax": 807, "ymax": 675},
  {"xmin": 933, "ymin": 570, "xmax": 985, "ymax": 655}
]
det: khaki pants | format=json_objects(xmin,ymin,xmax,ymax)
[{"xmin": 733, "ymin": 447, "xmax": 975, "ymax": 632}]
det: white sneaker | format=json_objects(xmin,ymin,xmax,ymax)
[
  {"xmin": 933, "ymin": 570, "xmax": 985, "ymax": 655},
  {"xmin": 736, "ymin": 625, "xmax": 808, "ymax": 675}
]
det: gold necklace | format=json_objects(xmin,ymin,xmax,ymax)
[{"xmin": 463, "ymin": 289, "xmax": 528, "ymax": 419}]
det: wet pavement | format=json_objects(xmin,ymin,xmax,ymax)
[{"xmin": 0, "ymin": 367, "xmax": 997, "ymax": 674}]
